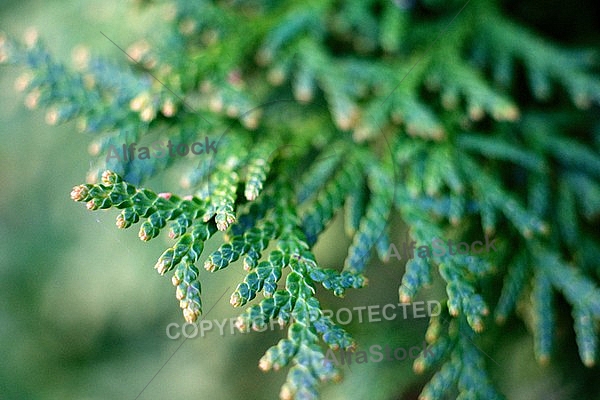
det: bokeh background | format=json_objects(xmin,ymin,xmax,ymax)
[{"xmin": 1, "ymin": 1, "xmax": 599, "ymax": 399}]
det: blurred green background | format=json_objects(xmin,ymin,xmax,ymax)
[{"xmin": 1, "ymin": 1, "xmax": 599, "ymax": 399}]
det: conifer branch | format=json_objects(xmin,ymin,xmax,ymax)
[{"xmin": 3, "ymin": 0, "xmax": 600, "ymax": 397}]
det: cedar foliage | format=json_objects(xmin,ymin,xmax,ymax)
[{"xmin": 2, "ymin": 0, "xmax": 600, "ymax": 398}]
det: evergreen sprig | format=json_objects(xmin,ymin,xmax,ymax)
[{"xmin": 3, "ymin": 0, "xmax": 600, "ymax": 398}]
